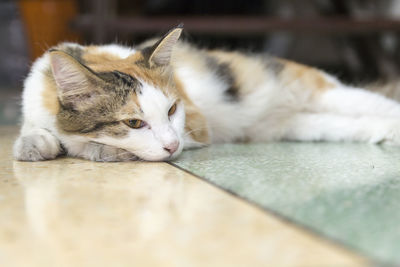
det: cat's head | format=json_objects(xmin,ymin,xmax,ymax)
[{"xmin": 49, "ymin": 26, "xmax": 185, "ymax": 161}]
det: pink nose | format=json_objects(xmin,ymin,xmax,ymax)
[{"xmin": 163, "ymin": 141, "xmax": 179, "ymax": 155}]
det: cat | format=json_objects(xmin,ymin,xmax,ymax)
[{"xmin": 13, "ymin": 25, "xmax": 400, "ymax": 162}]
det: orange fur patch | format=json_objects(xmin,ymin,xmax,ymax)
[
  {"xmin": 42, "ymin": 71, "xmax": 60, "ymax": 115},
  {"xmin": 279, "ymin": 59, "xmax": 335, "ymax": 93}
]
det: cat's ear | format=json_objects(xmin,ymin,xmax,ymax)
[
  {"xmin": 144, "ymin": 25, "xmax": 183, "ymax": 67},
  {"xmin": 49, "ymin": 50, "xmax": 104, "ymax": 110}
]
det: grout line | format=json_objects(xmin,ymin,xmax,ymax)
[{"xmin": 167, "ymin": 161, "xmax": 380, "ymax": 266}]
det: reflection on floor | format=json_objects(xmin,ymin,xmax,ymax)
[
  {"xmin": 174, "ymin": 142, "xmax": 400, "ymax": 265},
  {"xmin": 0, "ymin": 126, "xmax": 367, "ymax": 267}
]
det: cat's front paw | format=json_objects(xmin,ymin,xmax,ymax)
[
  {"xmin": 89, "ymin": 144, "xmax": 138, "ymax": 162},
  {"xmin": 13, "ymin": 129, "xmax": 61, "ymax": 161}
]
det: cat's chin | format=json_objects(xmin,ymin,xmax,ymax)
[
  {"xmin": 134, "ymin": 145, "xmax": 183, "ymax": 162},
  {"xmin": 138, "ymin": 157, "xmax": 169, "ymax": 162},
  {"xmin": 136, "ymin": 151, "xmax": 181, "ymax": 162},
  {"xmin": 133, "ymin": 154, "xmax": 167, "ymax": 162}
]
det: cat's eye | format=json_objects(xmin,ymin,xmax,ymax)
[
  {"xmin": 168, "ymin": 103, "xmax": 177, "ymax": 116},
  {"xmin": 123, "ymin": 119, "xmax": 146, "ymax": 129}
]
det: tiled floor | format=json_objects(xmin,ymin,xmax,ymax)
[
  {"xmin": 0, "ymin": 126, "xmax": 368, "ymax": 267},
  {"xmin": 174, "ymin": 143, "xmax": 400, "ymax": 265}
]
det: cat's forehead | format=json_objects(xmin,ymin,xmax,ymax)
[
  {"xmin": 80, "ymin": 47, "xmax": 179, "ymax": 112},
  {"xmin": 115, "ymin": 79, "xmax": 176, "ymax": 122},
  {"xmin": 81, "ymin": 48, "xmax": 172, "ymax": 90},
  {"xmin": 139, "ymin": 81, "xmax": 175, "ymax": 110}
]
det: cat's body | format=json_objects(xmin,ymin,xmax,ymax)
[{"xmin": 14, "ymin": 26, "xmax": 400, "ymax": 162}]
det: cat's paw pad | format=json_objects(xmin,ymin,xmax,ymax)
[{"xmin": 13, "ymin": 131, "xmax": 61, "ymax": 161}]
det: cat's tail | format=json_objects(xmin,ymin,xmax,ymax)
[{"xmin": 365, "ymin": 80, "xmax": 400, "ymax": 102}]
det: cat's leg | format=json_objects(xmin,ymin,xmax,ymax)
[
  {"xmin": 312, "ymin": 86, "xmax": 400, "ymax": 118},
  {"xmin": 274, "ymin": 86, "xmax": 400, "ymax": 144},
  {"xmin": 282, "ymin": 113, "xmax": 400, "ymax": 145},
  {"xmin": 64, "ymin": 141, "xmax": 138, "ymax": 162},
  {"xmin": 13, "ymin": 128, "xmax": 62, "ymax": 161}
]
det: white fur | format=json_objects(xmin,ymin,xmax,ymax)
[
  {"xmin": 93, "ymin": 44, "xmax": 135, "ymax": 59},
  {"xmin": 20, "ymin": 54, "xmax": 57, "ymax": 134}
]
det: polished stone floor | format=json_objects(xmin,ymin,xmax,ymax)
[
  {"xmin": 0, "ymin": 126, "xmax": 367, "ymax": 266},
  {"xmin": 174, "ymin": 142, "xmax": 400, "ymax": 265}
]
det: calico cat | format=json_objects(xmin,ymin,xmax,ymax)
[{"xmin": 13, "ymin": 25, "xmax": 400, "ymax": 162}]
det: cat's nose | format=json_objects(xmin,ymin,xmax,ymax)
[{"xmin": 163, "ymin": 141, "xmax": 179, "ymax": 155}]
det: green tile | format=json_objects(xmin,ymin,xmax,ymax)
[{"xmin": 173, "ymin": 142, "xmax": 400, "ymax": 265}]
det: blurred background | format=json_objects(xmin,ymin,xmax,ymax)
[{"xmin": 2, "ymin": 0, "xmax": 400, "ymax": 125}]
